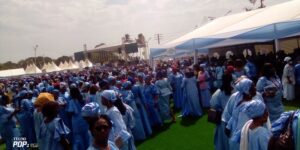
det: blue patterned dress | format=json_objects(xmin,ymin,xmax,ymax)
[
  {"xmin": 17, "ymin": 99, "xmax": 36, "ymax": 144},
  {"xmin": 38, "ymin": 118, "xmax": 70, "ymax": 150},
  {"xmin": 181, "ymin": 76, "xmax": 203, "ymax": 117},
  {"xmin": 66, "ymin": 99, "xmax": 90, "ymax": 150},
  {"xmin": 132, "ymin": 84, "xmax": 152, "ymax": 137},
  {"xmin": 0, "ymin": 105, "xmax": 21, "ymax": 150},
  {"xmin": 121, "ymin": 89, "xmax": 146, "ymax": 141},
  {"xmin": 143, "ymin": 84, "xmax": 163, "ymax": 126},
  {"xmin": 256, "ymin": 76, "xmax": 284, "ymax": 123},
  {"xmin": 210, "ymin": 89, "xmax": 230, "ymax": 150}
]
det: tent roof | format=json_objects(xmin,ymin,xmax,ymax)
[
  {"xmin": 151, "ymin": 0, "xmax": 300, "ymax": 58},
  {"xmin": 202, "ymin": 39, "xmax": 272, "ymax": 49},
  {"xmin": 158, "ymin": 9, "xmax": 263, "ymax": 49},
  {"xmin": 0, "ymin": 68, "xmax": 26, "ymax": 77},
  {"xmin": 25, "ymin": 63, "xmax": 42, "ymax": 74},
  {"xmin": 89, "ymin": 44, "xmax": 121, "ymax": 52},
  {"xmin": 45, "ymin": 62, "xmax": 61, "ymax": 72},
  {"xmin": 216, "ymin": 0, "xmax": 300, "ymax": 34}
]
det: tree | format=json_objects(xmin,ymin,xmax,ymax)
[
  {"xmin": 247, "ymin": 0, "xmax": 265, "ymax": 10},
  {"xmin": 136, "ymin": 33, "xmax": 146, "ymax": 48},
  {"xmin": 123, "ymin": 34, "xmax": 134, "ymax": 43},
  {"xmin": 0, "ymin": 61, "xmax": 19, "ymax": 70},
  {"xmin": 55, "ymin": 56, "xmax": 73, "ymax": 65}
]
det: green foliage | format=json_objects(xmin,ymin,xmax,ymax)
[
  {"xmin": 0, "ymin": 56, "xmax": 73, "ymax": 71},
  {"xmin": 55, "ymin": 56, "xmax": 73, "ymax": 66},
  {"xmin": 0, "ymin": 61, "xmax": 19, "ymax": 70}
]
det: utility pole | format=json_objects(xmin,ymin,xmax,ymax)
[
  {"xmin": 154, "ymin": 34, "xmax": 163, "ymax": 45},
  {"xmin": 84, "ymin": 44, "xmax": 87, "ymax": 60}
]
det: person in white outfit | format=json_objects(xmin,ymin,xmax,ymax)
[{"xmin": 282, "ymin": 57, "xmax": 295, "ymax": 101}]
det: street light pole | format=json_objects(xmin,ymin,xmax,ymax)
[{"xmin": 34, "ymin": 45, "xmax": 38, "ymax": 73}]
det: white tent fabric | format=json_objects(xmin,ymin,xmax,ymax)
[
  {"xmin": 151, "ymin": 0, "xmax": 300, "ymax": 58},
  {"xmin": 85, "ymin": 59, "xmax": 93, "ymax": 68},
  {"xmin": 215, "ymin": 0, "xmax": 300, "ymax": 34},
  {"xmin": 58, "ymin": 62, "xmax": 65, "ymax": 70},
  {"xmin": 67, "ymin": 61, "xmax": 79, "ymax": 69},
  {"xmin": 45, "ymin": 62, "xmax": 61, "ymax": 72},
  {"xmin": 58, "ymin": 61, "xmax": 79, "ymax": 70},
  {"xmin": 79, "ymin": 60, "xmax": 86, "ymax": 68},
  {"xmin": 74, "ymin": 61, "xmax": 80, "ymax": 68},
  {"xmin": 25, "ymin": 64, "xmax": 42, "ymax": 74},
  {"xmin": 150, "ymin": 9, "xmax": 262, "ymax": 58},
  {"xmin": 232, "ymin": 19, "xmax": 300, "ymax": 39},
  {"xmin": 176, "ymin": 0, "xmax": 300, "ymax": 49},
  {"xmin": 0, "ymin": 68, "xmax": 26, "ymax": 77},
  {"xmin": 41, "ymin": 63, "xmax": 48, "ymax": 71},
  {"xmin": 58, "ymin": 61, "xmax": 68, "ymax": 70},
  {"xmin": 202, "ymin": 39, "xmax": 272, "ymax": 49},
  {"xmin": 150, "ymin": 48, "xmax": 168, "ymax": 58},
  {"xmin": 163, "ymin": 9, "xmax": 263, "ymax": 48}
]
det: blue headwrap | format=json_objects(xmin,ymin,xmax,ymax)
[
  {"xmin": 243, "ymin": 100, "xmax": 266, "ymax": 118},
  {"xmin": 19, "ymin": 90, "xmax": 28, "ymax": 98},
  {"xmin": 47, "ymin": 86, "xmax": 54, "ymax": 93},
  {"xmin": 101, "ymin": 90, "xmax": 117, "ymax": 102},
  {"xmin": 108, "ymin": 76, "xmax": 116, "ymax": 82},
  {"xmin": 137, "ymin": 73, "xmax": 145, "ymax": 79},
  {"xmin": 122, "ymin": 81, "xmax": 132, "ymax": 89},
  {"xmin": 81, "ymin": 102, "xmax": 101, "ymax": 117},
  {"xmin": 235, "ymin": 77, "xmax": 253, "ymax": 94},
  {"xmin": 52, "ymin": 89, "xmax": 60, "ymax": 95}
]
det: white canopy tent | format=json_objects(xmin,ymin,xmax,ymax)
[
  {"xmin": 162, "ymin": 9, "xmax": 263, "ymax": 49},
  {"xmin": 25, "ymin": 64, "xmax": 42, "ymax": 74},
  {"xmin": 151, "ymin": 0, "xmax": 300, "ymax": 59},
  {"xmin": 67, "ymin": 60, "xmax": 79, "ymax": 69},
  {"xmin": 41, "ymin": 63, "xmax": 48, "ymax": 71},
  {"xmin": 44, "ymin": 62, "xmax": 61, "ymax": 72},
  {"xmin": 202, "ymin": 39, "xmax": 272, "ymax": 49},
  {"xmin": 58, "ymin": 61, "xmax": 68, "ymax": 70},
  {"xmin": 153, "ymin": 49, "xmax": 209, "ymax": 60},
  {"xmin": 79, "ymin": 60, "xmax": 86, "ymax": 68},
  {"xmin": 176, "ymin": 0, "xmax": 300, "ymax": 50},
  {"xmin": 74, "ymin": 61, "xmax": 80, "ymax": 68},
  {"xmin": 0, "ymin": 68, "xmax": 26, "ymax": 77},
  {"xmin": 150, "ymin": 8, "xmax": 264, "ymax": 58},
  {"xmin": 85, "ymin": 59, "xmax": 93, "ymax": 68}
]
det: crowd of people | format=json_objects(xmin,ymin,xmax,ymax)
[{"xmin": 0, "ymin": 50, "xmax": 299, "ymax": 150}]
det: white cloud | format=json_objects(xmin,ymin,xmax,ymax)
[{"xmin": 0, "ymin": 0, "xmax": 290, "ymax": 63}]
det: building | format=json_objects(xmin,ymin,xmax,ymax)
[{"xmin": 74, "ymin": 43, "xmax": 139, "ymax": 64}]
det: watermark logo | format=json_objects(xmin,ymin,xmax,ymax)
[{"xmin": 12, "ymin": 137, "xmax": 29, "ymax": 148}]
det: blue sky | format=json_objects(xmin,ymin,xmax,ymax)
[{"xmin": 0, "ymin": 0, "xmax": 289, "ymax": 63}]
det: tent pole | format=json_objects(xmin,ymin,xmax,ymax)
[
  {"xmin": 297, "ymin": 37, "xmax": 300, "ymax": 48},
  {"xmin": 150, "ymin": 57, "xmax": 153, "ymax": 68},
  {"xmin": 274, "ymin": 24, "xmax": 280, "ymax": 52},
  {"xmin": 194, "ymin": 49, "xmax": 198, "ymax": 65},
  {"xmin": 275, "ymin": 39, "xmax": 280, "ymax": 52},
  {"xmin": 193, "ymin": 39, "xmax": 198, "ymax": 65}
]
